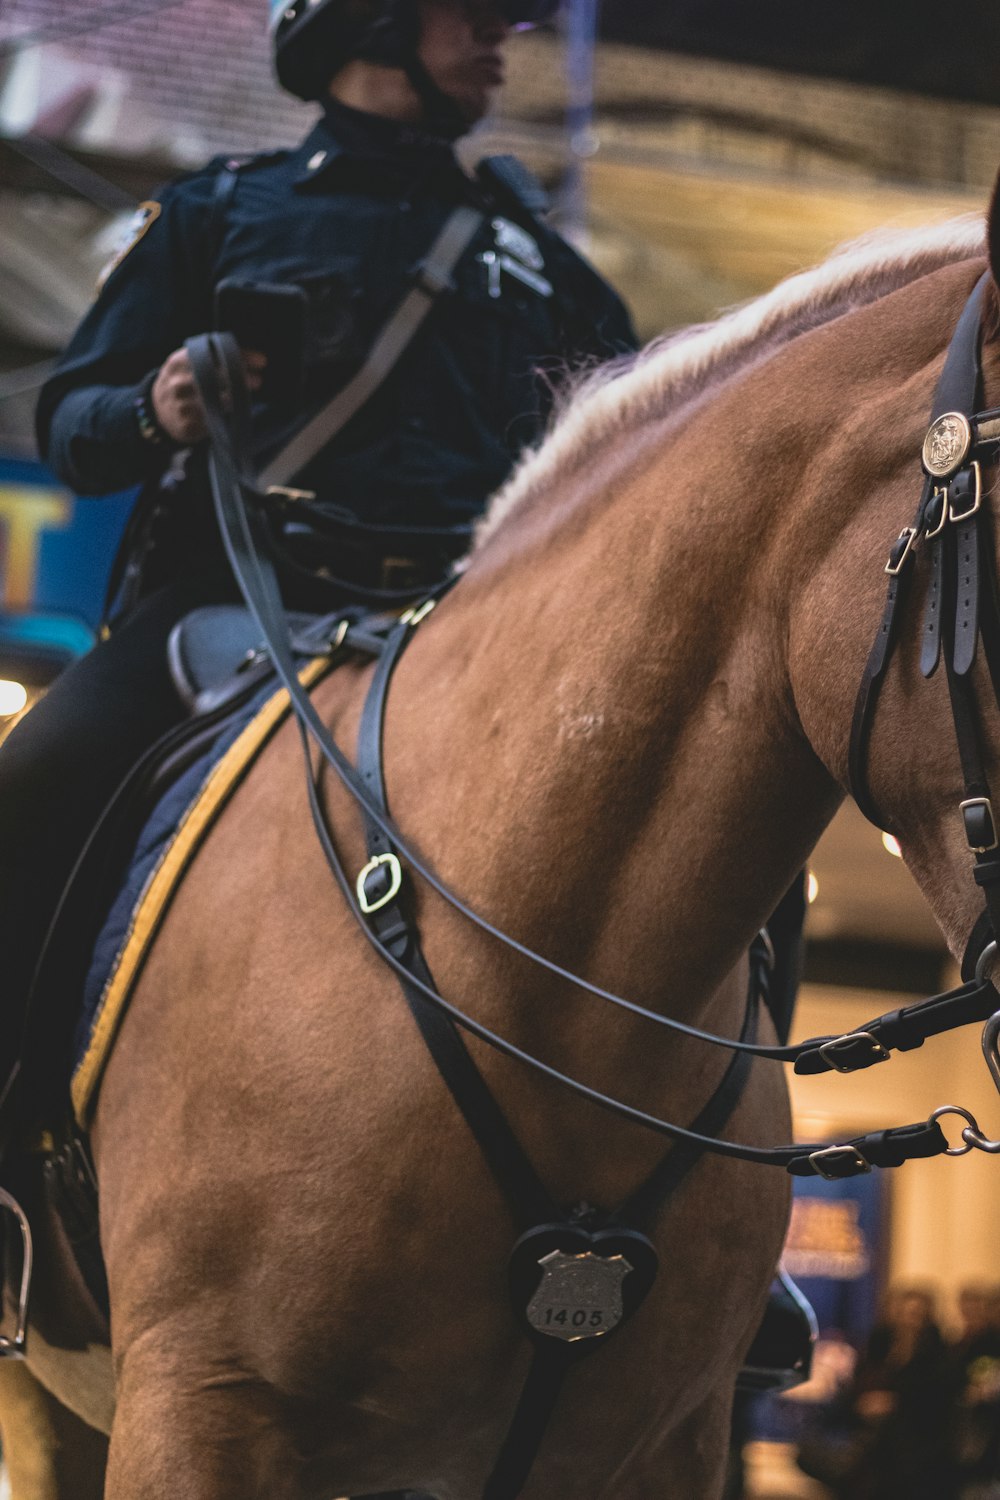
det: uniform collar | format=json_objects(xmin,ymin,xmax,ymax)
[{"xmin": 292, "ymin": 101, "xmax": 459, "ymax": 188}]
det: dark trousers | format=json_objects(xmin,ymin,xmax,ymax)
[{"xmin": 0, "ymin": 573, "xmax": 236, "ymax": 1087}]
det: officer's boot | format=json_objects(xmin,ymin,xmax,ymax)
[{"xmin": 737, "ymin": 1267, "xmax": 818, "ymax": 1393}]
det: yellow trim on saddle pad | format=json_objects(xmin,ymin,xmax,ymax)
[{"xmin": 71, "ymin": 658, "xmax": 331, "ymax": 1127}]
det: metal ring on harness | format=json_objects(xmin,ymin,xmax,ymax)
[
  {"xmin": 928, "ymin": 1104, "xmax": 979, "ymax": 1157},
  {"xmin": 0, "ymin": 1188, "xmax": 32, "ymax": 1357},
  {"xmin": 976, "ymin": 939, "xmax": 998, "ymax": 985}
]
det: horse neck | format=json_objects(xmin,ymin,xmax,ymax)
[
  {"xmin": 399, "ymin": 259, "xmax": 993, "ymax": 1006},
  {"xmin": 396, "ymin": 398, "xmax": 845, "ymax": 1028}
]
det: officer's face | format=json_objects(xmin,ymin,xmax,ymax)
[{"xmin": 418, "ymin": 0, "xmax": 512, "ymax": 124}]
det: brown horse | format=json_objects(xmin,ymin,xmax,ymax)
[{"xmin": 8, "ymin": 186, "xmax": 1000, "ymax": 1498}]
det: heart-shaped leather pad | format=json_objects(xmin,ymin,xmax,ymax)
[{"xmin": 509, "ymin": 1222, "xmax": 659, "ymax": 1352}]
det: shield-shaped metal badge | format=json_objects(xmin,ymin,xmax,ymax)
[{"xmin": 526, "ymin": 1248, "xmax": 632, "ymax": 1342}]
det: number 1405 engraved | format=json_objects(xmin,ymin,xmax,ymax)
[{"xmin": 525, "ymin": 1249, "xmax": 632, "ymax": 1343}]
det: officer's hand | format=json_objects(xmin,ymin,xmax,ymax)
[{"xmin": 151, "ymin": 348, "xmax": 267, "ymax": 445}]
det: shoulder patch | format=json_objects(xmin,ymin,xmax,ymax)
[{"xmin": 97, "ymin": 201, "xmax": 162, "ymax": 291}]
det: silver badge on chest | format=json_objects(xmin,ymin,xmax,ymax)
[
  {"xmin": 478, "ymin": 216, "xmax": 553, "ymax": 301},
  {"xmin": 525, "ymin": 1248, "xmax": 632, "ymax": 1342}
]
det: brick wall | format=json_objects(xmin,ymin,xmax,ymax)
[{"xmin": 0, "ymin": 0, "xmax": 314, "ymax": 161}]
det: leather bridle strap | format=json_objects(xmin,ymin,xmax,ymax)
[
  {"xmin": 847, "ymin": 486, "xmax": 927, "ymax": 829},
  {"xmin": 848, "ymin": 272, "xmax": 991, "ymax": 829},
  {"xmin": 846, "ymin": 271, "xmax": 1000, "ymax": 976}
]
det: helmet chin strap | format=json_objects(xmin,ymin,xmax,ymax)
[
  {"xmin": 402, "ymin": 52, "xmax": 471, "ymax": 139},
  {"xmin": 352, "ymin": 0, "xmax": 472, "ymax": 140}
]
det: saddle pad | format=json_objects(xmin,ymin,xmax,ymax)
[{"xmin": 71, "ymin": 657, "xmax": 330, "ymax": 1127}]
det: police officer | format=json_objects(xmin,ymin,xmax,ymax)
[
  {"xmin": 0, "ymin": 0, "xmax": 636, "ymax": 1115},
  {"xmin": 37, "ymin": 0, "xmax": 638, "ymax": 602}
]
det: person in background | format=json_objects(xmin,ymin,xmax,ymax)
[
  {"xmin": 840, "ymin": 1284, "xmax": 953, "ymax": 1500},
  {"xmin": 948, "ymin": 1282, "xmax": 1000, "ymax": 1499}
]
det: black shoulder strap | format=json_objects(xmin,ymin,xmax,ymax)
[{"xmin": 259, "ymin": 203, "xmax": 484, "ymax": 489}]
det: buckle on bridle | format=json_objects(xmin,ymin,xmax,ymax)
[
  {"xmin": 961, "ymin": 797, "xmax": 998, "ymax": 854},
  {"xmin": 357, "ymin": 853, "xmax": 404, "ymax": 914},
  {"xmin": 817, "ymin": 1031, "xmax": 890, "ymax": 1073},
  {"xmin": 924, "ymin": 488, "xmax": 948, "ymax": 540},
  {"xmin": 885, "ymin": 528, "xmax": 917, "ymax": 576},
  {"xmin": 807, "ymin": 1144, "xmax": 872, "ymax": 1180},
  {"xmin": 948, "ymin": 461, "xmax": 982, "ymax": 523}
]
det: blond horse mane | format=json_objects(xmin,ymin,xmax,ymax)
[{"xmin": 476, "ymin": 213, "xmax": 986, "ymax": 551}]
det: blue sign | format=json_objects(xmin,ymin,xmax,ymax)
[
  {"xmin": 785, "ymin": 1171, "xmax": 887, "ymax": 1337},
  {"xmin": 748, "ymin": 1168, "xmax": 888, "ymax": 1443},
  {"xmin": 0, "ymin": 456, "xmax": 135, "ymax": 629}
]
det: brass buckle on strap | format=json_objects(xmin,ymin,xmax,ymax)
[
  {"xmin": 924, "ymin": 487, "xmax": 949, "ymax": 540},
  {"xmin": 807, "ymin": 1144, "xmax": 871, "ymax": 1180},
  {"xmin": 960, "ymin": 797, "xmax": 998, "ymax": 854},
  {"xmin": 400, "ymin": 599, "xmax": 437, "ymax": 628},
  {"xmin": 885, "ymin": 528, "xmax": 917, "ymax": 576},
  {"xmin": 357, "ymin": 853, "xmax": 403, "ymax": 915},
  {"xmin": 817, "ymin": 1031, "xmax": 890, "ymax": 1073},
  {"xmin": 948, "ymin": 461, "xmax": 982, "ymax": 523}
]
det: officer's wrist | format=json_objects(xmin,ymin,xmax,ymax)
[{"xmin": 133, "ymin": 369, "xmax": 173, "ymax": 448}]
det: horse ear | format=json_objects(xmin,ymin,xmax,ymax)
[
  {"xmin": 984, "ymin": 168, "xmax": 1000, "ymax": 339},
  {"xmin": 988, "ymin": 166, "xmax": 1000, "ymax": 294}
]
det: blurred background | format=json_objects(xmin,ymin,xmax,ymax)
[{"xmin": 1, "ymin": 3, "xmax": 1000, "ymax": 1494}]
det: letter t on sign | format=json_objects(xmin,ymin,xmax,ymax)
[{"xmin": 0, "ymin": 487, "xmax": 71, "ymax": 609}]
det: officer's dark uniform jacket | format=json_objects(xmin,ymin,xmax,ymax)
[{"xmin": 37, "ymin": 100, "xmax": 636, "ymax": 596}]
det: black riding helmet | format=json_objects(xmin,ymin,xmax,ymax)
[{"xmin": 270, "ymin": 0, "xmax": 558, "ymax": 112}]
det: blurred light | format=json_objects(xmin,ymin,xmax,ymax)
[
  {"xmin": 881, "ymin": 833, "xmax": 903, "ymax": 859},
  {"xmin": 0, "ymin": 680, "xmax": 27, "ymax": 717},
  {"xmin": 806, "ymin": 871, "xmax": 819, "ymax": 904}
]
